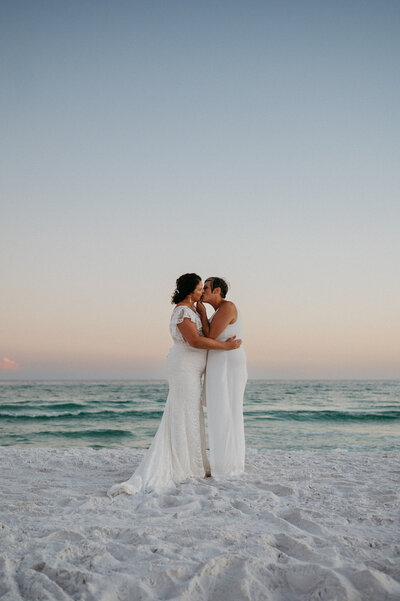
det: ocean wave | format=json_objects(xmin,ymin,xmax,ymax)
[
  {"xmin": 1, "ymin": 380, "xmax": 399, "ymax": 450},
  {"xmin": 39, "ymin": 429, "xmax": 135, "ymax": 438},
  {"xmin": 2, "ymin": 408, "xmax": 399, "ymax": 424},
  {"xmin": 0, "ymin": 402, "xmax": 88, "ymax": 412},
  {"xmin": 0, "ymin": 409, "xmax": 164, "ymax": 421},
  {"xmin": 243, "ymin": 409, "xmax": 400, "ymax": 422}
]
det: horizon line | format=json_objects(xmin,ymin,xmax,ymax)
[{"xmin": 1, "ymin": 377, "xmax": 399, "ymax": 383}]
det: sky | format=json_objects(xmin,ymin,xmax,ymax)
[{"xmin": 1, "ymin": 0, "xmax": 399, "ymax": 380}]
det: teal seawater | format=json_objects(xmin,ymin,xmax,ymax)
[{"xmin": 0, "ymin": 380, "xmax": 399, "ymax": 450}]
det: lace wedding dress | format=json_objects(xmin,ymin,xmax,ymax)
[
  {"xmin": 108, "ymin": 305, "xmax": 210, "ymax": 495},
  {"xmin": 204, "ymin": 308, "xmax": 247, "ymax": 476}
]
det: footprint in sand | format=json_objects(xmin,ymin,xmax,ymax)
[
  {"xmin": 281, "ymin": 508, "xmax": 326, "ymax": 536},
  {"xmin": 272, "ymin": 532, "xmax": 318, "ymax": 561}
]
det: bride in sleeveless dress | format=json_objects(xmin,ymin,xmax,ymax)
[
  {"xmin": 197, "ymin": 277, "xmax": 247, "ymax": 477},
  {"xmin": 108, "ymin": 273, "xmax": 241, "ymax": 496}
]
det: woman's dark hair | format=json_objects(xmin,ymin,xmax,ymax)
[
  {"xmin": 171, "ymin": 273, "xmax": 202, "ymax": 304},
  {"xmin": 205, "ymin": 277, "xmax": 229, "ymax": 298}
]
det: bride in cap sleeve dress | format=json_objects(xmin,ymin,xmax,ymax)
[
  {"xmin": 197, "ymin": 277, "xmax": 248, "ymax": 477},
  {"xmin": 108, "ymin": 273, "xmax": 241, "ymax": 496}
]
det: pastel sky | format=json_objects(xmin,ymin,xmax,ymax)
[{"xmin": 1, "ymin": 0, "xmax": 399, "ymax": 379}]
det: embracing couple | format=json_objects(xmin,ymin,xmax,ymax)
[{"xmin": 109, "ymin": 273, "xmax": 247, "ymax": 496}]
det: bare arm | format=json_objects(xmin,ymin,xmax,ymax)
[
  {"xmin": 177, "ymin": 318, "xmax": 241, "ymax": 350},
  {"xmin": 208, "ymin": 302, "xmax": 237, "ymax": 340}
]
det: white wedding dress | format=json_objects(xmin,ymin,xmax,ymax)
[
  {"xmin": 108, "ymin": 305, "xmax": 210, "ymax": 495},
  {"xmin": 204, "ymin": 308, "xmax": 247, "ymax": 476}
]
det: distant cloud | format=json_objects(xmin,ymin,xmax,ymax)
[{"xmin": 0, "ymin": 357, "xmax": 20, "ymax": 372}]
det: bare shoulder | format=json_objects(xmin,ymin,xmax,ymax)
[
  {"xmin": 220, "ymin": 300, "xmax": 236, "ymax": 313},
  {"xmin": 219, "ymin": 301, "xmax": 237, "ymax": 323}
]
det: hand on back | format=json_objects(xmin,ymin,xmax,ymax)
[{"xmin": 224, "ymin": 336, "xmax": 242, "ymax": 350}]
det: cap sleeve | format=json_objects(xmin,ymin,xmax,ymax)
[{"xmin": 171, "ymin": 306, "xmax": 198, "ymax": 326}]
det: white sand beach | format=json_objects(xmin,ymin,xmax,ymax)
[{"xmin": 1, "ymin": 447, "xmax": 399, "ymax": 601}]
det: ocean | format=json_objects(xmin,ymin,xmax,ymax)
[{"xmin": 0, "ymin": 380, "xmax": 399, "ymax": 451}]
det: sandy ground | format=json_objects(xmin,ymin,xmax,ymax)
[{"xmin": 1, "ymin": 447, "xmax": 399, "ymax": 601}]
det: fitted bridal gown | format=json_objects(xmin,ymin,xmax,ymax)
[
  {"xmin": 108, "ymin": 305, "xmax": 210, "ymax": 495},
  {"xmin": 205, "ymin": 309, "xmax": 247, "ymax": 476}
]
